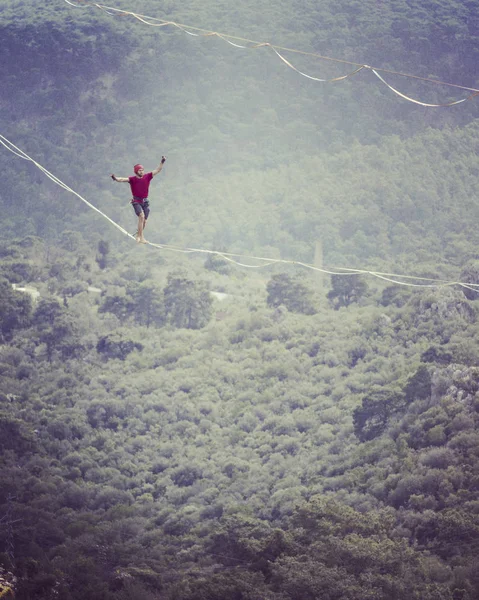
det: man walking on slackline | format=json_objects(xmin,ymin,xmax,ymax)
[{"xmin": 111, "ymin": 156, "xmax": 166, "ymax": 243}]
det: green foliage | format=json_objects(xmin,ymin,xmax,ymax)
[
  {"xmin": 421, "ymin": 346, "xmax": 454, "ymax": 365},
  {"xmin": 3, "ymin": 0, "xmax": 479, "ymax": 596},
  {"xmin": 460, "ymin": 261, "xmax": 479, "ymax": 301},
  {"xmin": 380, "ymin": 286, "xmax": 412, "ymax": 308},
  {"xmin": 171, "ymin": 464, "xmax": 203, "ymax": 487},
  {"xmin": 353, "ymin": 388, "xmax": 405, "ymax": 442},
  {"xmin": 129, "ymin": 282, "xmax": 164, "ymax": 328},
  {"xmin": 32, "ymin": 299, "xmax": 62, "ymax": 328},
  {"xmin": 204, "ymin": 253, "xmax": 231, "ymax": 275},
  {"xmin": 99, "ymin": 295, "xmax": 131, "ymax": 321},
  {"xmin": 403, "ymin": 365, "xmax": 432, "ymax": 403},
  {"xmin": 327, "ymin": 275, "xmax": 368, "ymax": 309},
  {"xmin": 163, "ymin": 272, "xmax": 212, "ymax": 329},
  {"xmin": 1, "ymin": 231, "xmax": 479, "ymax": 599},
  {"xmin": 97, "ymin": 332, "xmax": 144, "ymax": 360},
  {"xmin": 96, "ymin": 240, "xmax": 110, "ymax": 270},
  {"xmin": 0, "ymin": 413, "xmax": 35, "ymax": 455},
  {"xmin": 0, "ymin": 279, "xmax": 32, "ymax": 341},
  {"xmin": 266, "ymin": 273, "xmax": 317, "ymax": 314}
]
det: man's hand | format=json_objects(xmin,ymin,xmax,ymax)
[
  {"xmin": 152, "ymin": 158, "xmax": 166, "ymax": 176},
  {"xmin": 111, "ymin": 174, "xmax": 117, "ymax": 181}
]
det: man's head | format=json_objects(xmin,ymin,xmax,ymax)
[{"xmin": 134, "ymin": 164, "xmax": 145, "ymax": 176}]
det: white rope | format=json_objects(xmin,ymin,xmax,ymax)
[
  {"xmin": 326, "ymin": 265, "xmax": 457, "ymax": 284},
  {"xmin": 370, "ymin": 69, "xmax": 472, "ymax": 108},
  {"xmin": 1, "ymin": 132, "xmax": 478, "ymax": 292},
  {"xmin": 131, "ymin": 14, "xmax": 173, "ymax": 28},
  {"xmin": 458, "ymin": 282, "xmax": 479, "ymax": 293},
  {"xmin": 63, "ymin": 0, "xmax": 88, "ymax": 7},
  {"xmin": 62, "ymin": 0, "xmax": 479, "ymax": 107},
  {"xmin": 216, "ymin": 34, "xmax": 251, "ymax": 49},
  {"xmin": 0, "ymin": 139, "xmax": 31, "ymax": 161},
  {"xmin": 0, "ymin": 135, "xmax": 133, "ymax": 240},
  {"xmin": 271, "ymin": 47, "xmax": 366, "ymax": 83},
  {"xmin": 369, "ymin": 272, "xmax": 459, "ymax": 289}
]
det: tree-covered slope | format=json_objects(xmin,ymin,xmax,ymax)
[
  {"xmin": 0, "ymin": 238, "xmax": 478, "ymax": 599},
  {"xmin": 2, "ymin": 1, "xmax": 479, "ymax": 597}
]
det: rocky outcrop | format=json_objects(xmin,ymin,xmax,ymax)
[{"xmin": 431, "ymin": 365, "xmax": 479, "ymax": 407}]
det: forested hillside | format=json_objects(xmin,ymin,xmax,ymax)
[
  {"xmin": 2, "ymin": 0, "xmax": 479, "ymax": 268},
  {"xmin": 1, "ymin": 233, "xmax": 479, "ymax": 599},
  {"xmin": 1, "ymin": 1, "xmax": 479, "ymax": 599}
]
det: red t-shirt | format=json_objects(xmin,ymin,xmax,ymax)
[{"xmin": 128, "ymin": 172, "xmax": 153, "ymax": 201}]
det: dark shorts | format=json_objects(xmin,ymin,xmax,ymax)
[{"xmin": 132, "ymin": 199, "xmax": 150, "ymax": 220}]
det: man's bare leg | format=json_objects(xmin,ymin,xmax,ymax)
[{"xmin": 136, "ymin": 213, "xmax": 147, "ymax": 243}]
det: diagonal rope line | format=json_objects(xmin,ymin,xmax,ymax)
[
  {"xmin": 1, "ymin": 132, "xmax": 478, "ymax": 291},
  {"xmin": 130, "ymin": 14, "xmax": 174, "ymax": 28},
  {"xmin": 271, "ymin": 47, "xmax": 366, "ymax": 82},
  {"xmin": 369, "ymin": 272, "xmax": 461, "ymax": 289},
  {"xmin": 62, "ymin": 0, "xmax": 479, "ymax": 105},
  {"xmin": 326, "ymin": 264, "xmax": 456, "ymax": 283},
  {"xmin": 370, "ymin": 69, "xmax": 478, "ymax": 107},
  {"xmin": 215, "ymin": 33, "xmax": 255, "ymax": 49},
  {"xmin": 0, "ymin": 135, "xmax": 133, "ymax": 240}
]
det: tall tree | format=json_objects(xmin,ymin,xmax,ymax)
[
  {"xmin": 0, "ymin": 279, "xmax": 32, "ymax": 341},
  {"xmin": 164, "ymin": 272, "xmax": 212, "ymax": 329},
  {"xmin": 266, "ymin": 273, "xmax": 316, "ymax": 314},
  {"xmin": 327, "ymin": 275, "xmax": 368, "ymax": 309},
  {"xmin": 129, "ymin": 281, "xmax": 164, "ymax": 328}
]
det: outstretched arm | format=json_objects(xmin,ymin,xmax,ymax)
[
  {"xmin": 152, "ymin": 156, "xmax": 166, "ymax": 177},
  {"xmin": 111, "ymin": 174, "xmax": 129, "ymax": 182}
]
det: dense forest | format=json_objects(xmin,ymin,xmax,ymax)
[{"xmin": 1, "ymin": 1, "xmax": 479, "ymax": 599}]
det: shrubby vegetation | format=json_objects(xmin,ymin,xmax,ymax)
[
  {"xmin": 1, "ymin": 0, "xmax": 479, "ymax": 598},
  {"xmin": 0, "ymin": 237, "xmax": 478, "ymax": 599}
]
